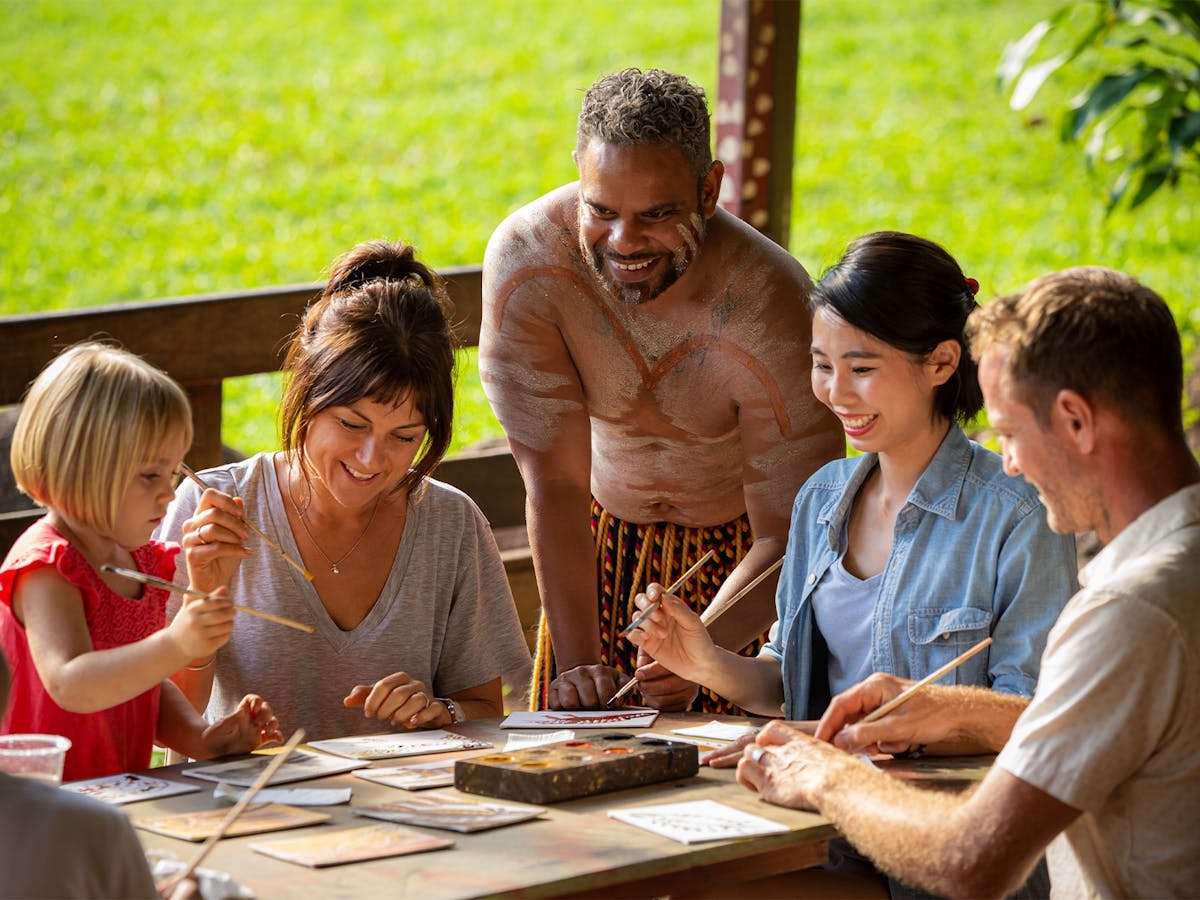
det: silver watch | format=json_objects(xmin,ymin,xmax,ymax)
[{"xmin": 436, "ymin": 697, "xmax": 465, "ymax": 724}]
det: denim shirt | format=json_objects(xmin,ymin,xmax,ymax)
[{"xmin": 762, "ymin": 425, "xmax": 1077, "ymax": 720}]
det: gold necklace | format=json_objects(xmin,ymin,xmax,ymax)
[{"xmin": 288, "ymin": 467, "xmax": 383, "ymax": 575}]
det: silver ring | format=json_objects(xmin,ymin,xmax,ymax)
[
  {"xmin": 418, "ymin": 692, "xmax": 431, "ymax": 710},
  {"xmin": 197, "ymin": 527, "xmax": 209, "ymax": 545},
  {"xmin": 749, "ymin": 746, "xmax": 768, "ymax": 764}
]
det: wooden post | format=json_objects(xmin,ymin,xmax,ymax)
[{"xmin": 715, "ymin": 0, "xmax": 801, "ymax": 250}]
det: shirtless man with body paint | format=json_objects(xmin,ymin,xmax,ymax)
[{"xmin": 479, "ymin": 68, "xmax": 842, "ymax": 711}]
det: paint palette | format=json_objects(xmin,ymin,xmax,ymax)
[{"xmin": 454, "ymin": 732, "xmax": 699, "ymax": 804}]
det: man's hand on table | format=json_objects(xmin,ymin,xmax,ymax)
[
  {"xmin": 736, "ymin": 720, "xmax": 843, "ymax": 810},
  {"xmin": 547, "ymin": 663, "xmax": 623, "ymax": 709}
]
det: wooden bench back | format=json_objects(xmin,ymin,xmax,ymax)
[{"xmin": 0, "ymin": 266, "xmax": 527, "ymax": 556}]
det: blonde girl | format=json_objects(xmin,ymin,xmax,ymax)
[{"xmin": 0, "ymin": 343, "xmax": 280, "ymax": 781}]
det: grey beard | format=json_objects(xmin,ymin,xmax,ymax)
[{"xmin": 598, "ymin": 233, "xmax": 700, "ymax": 306}]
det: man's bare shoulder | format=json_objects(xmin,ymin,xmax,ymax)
[
  {"xmin": 694, "ymin": 210, "xmax": 813, "ymax": 331},
  {"xmin": 484, "ymin": 183, "xmax": 579, "ymax": 286},
  {"xmin": 704, "ymin": 209, "xmax": 814, "ymax": 300}
]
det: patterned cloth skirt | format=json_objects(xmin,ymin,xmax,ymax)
[{"xmin": 530, "ymin": 497, "xmax": 768, "ymax": 714}]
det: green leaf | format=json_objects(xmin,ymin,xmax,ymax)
[
  {"xmin": 1168, "ymin": 109, "xmax": 1200, "ymax": 156},
  {"xmin": 999, "ymin": 18, "xmax": 1056, "ymax": 88},
  {"xmin": 1011, "ymin": 53, "xmax": 1072, "ymax": 109},
  {"xmin": 1004, "ymin": 4, "xmax": 1115, "ymax": 108},
  {"xmin": 1129, "ymin": 162, "xmax": 1173, "ymax": 207},
  {"xmin": 1118, "ymin": 1, "xmax": 1200, "ymax": 40},
  {"xmin": 1066, "ymin": 67, "xmax": 1154, "ymax": 138},
  {"xmin": 1109, "ymin": 33, "xmax": 1200, "ymax": 68},
  {"xmin": 1084, "ymin": 116, "xmax": 1116, "ymax": 164},
  {"xmin": 1105, "ymin": 164, "xmax": 1136, "ymax": 211}
]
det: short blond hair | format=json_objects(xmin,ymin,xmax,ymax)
[
  {"xmin": 967, "ymin": 267, "xmax": 1182, "ymax": 433},
  {"xmin": 11, "ymin": 342, "xmax": 193, "ymax": 534}
]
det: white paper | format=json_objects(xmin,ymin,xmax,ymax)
[
  {"xmin": 607, "ymin": 799, "xmax": 789, "ymax": 844},
  {"xmin": 63, "ymin": 773, "xmax": 201, "ymax": 805},
  {"xmin": 499, "ymin": 710, "xmax": 658, "ymax": 729},
  {"xmin": 352, "ymin": 760, "xmax": 457, "ymax": 791},
  {"xmin": 214, "ymin": 782, "xmax": 352, "ymax": 806},
  {"xmin": 671, "ymin": 720, "xmax": 758, "ymax": 741},
  {"xmin": 352, "ymin": 795, "xmax": 546, "ymax": 832},
  {"xmin": 307, "ymin": 730, "xmax": 491, "ymax": 760},
  {"xmin": 146, "ymin": 850, "xmax": 254, "ymax": 898},
  {"xmin": 183, "ymin": 749, "xmax": 362, "ymax": 787},
  {"xmin": 503, "ymin": 730, "xmax": 575, "ymax": 751}
]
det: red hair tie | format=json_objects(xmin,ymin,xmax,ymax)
[{"xmin": 965, "ymin": 277, "xmax": 980, "ymax": 296}]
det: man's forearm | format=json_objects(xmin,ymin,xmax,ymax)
[
  {"xmin": 922, "ymin": 686, "xmax": 1030, "ymax": 755},
  {"xmin": 527, "ymin": 496, "xmax": 602, "ymax": 670},
  {"xmin": 808, "ymin": 757, "xmax": 1025, "ymax": 897},
  {"xmin": 826, "ymin": 682, "xmax": 1031, "ymax": 756}
]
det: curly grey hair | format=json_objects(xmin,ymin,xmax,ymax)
[{"xmin": 577, "ymin": 68, "xmax": 713, "ymax": 179}]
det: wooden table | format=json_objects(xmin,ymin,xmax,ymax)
[{"xmin": 126, "ymin": 715, "xmax": 835, "ymax": 899}]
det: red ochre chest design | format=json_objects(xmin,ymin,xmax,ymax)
[{"xmin": 494, "ymin": 265, "xmax": 793, "ymax": 436}]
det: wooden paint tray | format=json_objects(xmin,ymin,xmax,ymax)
[{"xmin": 454, "ymin": 733, "xmax": 699, "ymax": 804}]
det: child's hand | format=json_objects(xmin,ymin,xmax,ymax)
[
  {"xmin": 201, "ymin": 694, "xmax": 283, "ymax": 757},
  {"xmin": 183, "ymin": 489, "xmax": 251, "ymax": 594},
  {"xmin": 167, "ymin": 586, "xmax": 236, "ymax": 663}
]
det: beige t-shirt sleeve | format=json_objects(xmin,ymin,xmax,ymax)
[{"xmin": 996, "ymin": 589, "xmax": 1179, "ymax": 810}]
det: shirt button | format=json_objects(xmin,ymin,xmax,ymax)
[{"xmin": 807, "ymin": 573, "xmax": 817, "ymax": 585}]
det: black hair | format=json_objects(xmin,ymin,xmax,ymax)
[{"xmin": 810, "ymin": 231, "xmax": 983, "ymax": 425}]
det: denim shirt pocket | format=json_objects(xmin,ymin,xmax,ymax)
[{"xmin": 906, "ymin": 606, "xmax": 991, "ymax": 680}]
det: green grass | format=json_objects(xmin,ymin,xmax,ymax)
[{"xmin": 3, "ymin": 0, "xmax": 1197, "ymax": 455}]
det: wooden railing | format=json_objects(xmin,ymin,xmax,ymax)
[{"xmin": 0, "ymin": 266, "xmax": 539, "ymax": 646}]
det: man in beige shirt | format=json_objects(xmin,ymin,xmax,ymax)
[{"xmin": 736, "ymin": 267, "xmax": 1200, "ymax": 897}]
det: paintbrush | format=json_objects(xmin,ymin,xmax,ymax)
[
  {"xmin": 606, "ymin": 549, "xmax": 716, "ymax": 707},
  {"xmin": 618, "ymin": 549, "xmax": 716, "ymax": 638},
  {"xmin": 161, "ymin": 728, "xmax": 305, "ymax": 894},
  {"xmin": 860, "ymin": 636, "xmax": 993, "ymax": 724},
  {"xmin": 177, "ymin": 462, "xmax": 315, "ymax": 581},
  {"xmin": 699, "ymin": 556, "xmax": 784, "ymax": 628},
  {"xmin": 101, "ymin": 564, "xmax": 315, "ymax": 634}
]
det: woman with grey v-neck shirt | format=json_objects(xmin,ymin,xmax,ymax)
[{"xmin": 159, "ymin": 240, "xmax": 529, "ymax": 741}]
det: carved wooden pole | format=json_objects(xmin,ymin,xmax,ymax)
[{"xmin": 715, "ymin": 0, "xmax": 802, "ymax": 251}]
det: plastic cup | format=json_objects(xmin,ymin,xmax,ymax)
[{"xmin": 0, "ymin": 734, "xmax": 72, "ymax": 785}]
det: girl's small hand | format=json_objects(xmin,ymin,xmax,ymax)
[
  {"xmin": 626, "ymin": 584, "xmax": 719, "ymax": 685},
  {"xmin": 167, "ymin": 586, "xmax": 236, "ymax": 662},
  {"xmin": 182, "ymin": 489, "xmax": 251, "ymax": 594},
  {"xmin": 201, "ymin": 693, "xmax": 283, "ymax": 757},
  {"xmin": 343, "ymin": 672, "xmax": 450, "ymax": 729}
]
